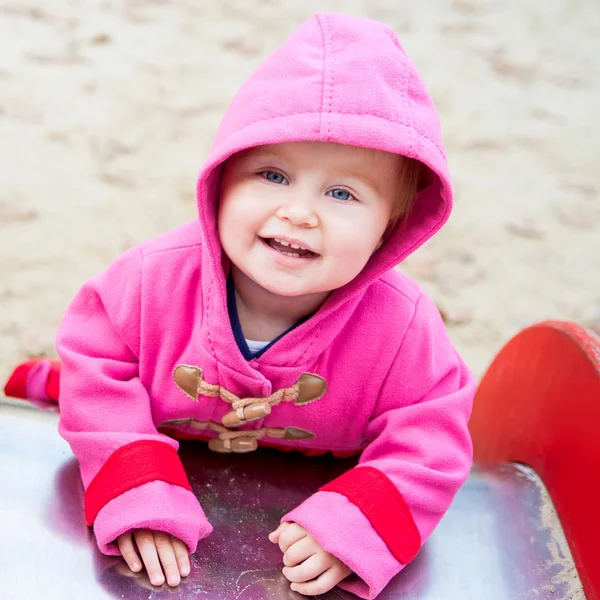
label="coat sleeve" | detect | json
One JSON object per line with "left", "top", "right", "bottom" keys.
{"left": 281, "top": 292, "right": 475, "bottom": 599}
{"left": 56, "top": 246, "right": 212, "bottom": 555}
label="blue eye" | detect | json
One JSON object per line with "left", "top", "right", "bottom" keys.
{"left": 328, "top": 188, "right": 353, "bottom": 201}
{"left": 262, "top": 171, "right": 288, "bottom": 185}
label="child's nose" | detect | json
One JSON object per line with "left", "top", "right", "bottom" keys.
{"left": 276, "top": 194, "right": 319, "bottom": 228}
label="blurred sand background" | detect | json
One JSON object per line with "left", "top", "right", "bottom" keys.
{"left": 1, "top": 0, "right": 599, "bottom": 384}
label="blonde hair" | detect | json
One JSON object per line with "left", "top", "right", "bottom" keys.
{"left": 389, "top": 156, "right": 424, "bottom": 228}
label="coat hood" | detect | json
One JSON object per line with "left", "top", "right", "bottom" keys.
{"left": 196, "top": 12, "right": 452, "bottom": 332}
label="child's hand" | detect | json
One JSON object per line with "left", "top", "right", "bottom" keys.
{"left": 269, "top": 523, "right": 352, "bottom": 596}
{"left": 117, "top": 530, "right": 190, "bottom": 587}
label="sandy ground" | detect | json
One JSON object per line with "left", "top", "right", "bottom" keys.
{"left": 1, "top": 0, "right": 599, "bottom": 385}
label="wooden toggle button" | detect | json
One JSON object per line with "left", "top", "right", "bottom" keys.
{"left": 208, "top": 437, "right": 258, "bottom": 453}
{"left": 222, "top": 402, "right": 271, "bottom": 427}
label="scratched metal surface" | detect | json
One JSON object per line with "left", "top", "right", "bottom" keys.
{"left": 0, "top": 397, "right": 584, "bottom": 599}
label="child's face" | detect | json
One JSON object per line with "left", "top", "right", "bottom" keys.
{"left": 218, "top": 141, "right": 400, "bottom": 298}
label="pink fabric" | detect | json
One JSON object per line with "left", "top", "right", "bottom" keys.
{"left": 284, "top": 491, "right": 401, "bottom": 599}
{"left": 94, "top": 481, "right": 212, "bottom": 555}
{"left": 26, "top": 359, "right": 51, "bottom": 400}
{"left": 57, "top": 13, "right": 475, "bottom": 599}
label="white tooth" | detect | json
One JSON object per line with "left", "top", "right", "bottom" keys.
{"left": 280, "top": 240, "right": 290, "bottom": 247}
{"left": 274, "top": 238, "right": 281, "bottom": 243}
{"left": 290, "top": 244, "right": 300, "bottom": 249}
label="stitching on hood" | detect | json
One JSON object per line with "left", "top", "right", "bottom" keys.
{"left": 318, "top": 12, "right": 334, "bottom": 141}
{"left": 205, "top": 275, "right": 217, "bottom": 358}
{"left": 405, "top": 50, "right": 414, "bottom": 156}
{"left": 327, "top": 14, "right": 335, "bottom": 141}
{"left": 316, "top": 14, "right": 327, "bottom": 132}
{"left": 212, "top": 112, "right": 446, "bottom": 162}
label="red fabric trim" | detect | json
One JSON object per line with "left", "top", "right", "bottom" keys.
{"left": 84, "top": 440, "right": 192, "bottom": 526}
{"left": 320, "top": 466, "right": 421, "bottom": 564}
{"left": 3, "top": 360, "right": 38, "bottom": 399}
{"left": 45, "top": 360, "right": 61, "bottom": 402}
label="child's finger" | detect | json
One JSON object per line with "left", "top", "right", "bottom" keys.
{"left": 171, "top": 536, "right": 191, "bottom": 577}
{"left": 282, "top": 553, "right": 327, "bottom": 583}
{"left": 283, "top": 536, "right": 317, "bottom": 567}
{"left": 289, "top": 565, "right": 349, "bottom": 596}
{"left": 134, "top": 530, "right": 165, "bottom": 587}
{"left": 153, "top": 531, "right": 181, "bottom": 587}
{"left": 277, "top": 523, "right": 308, "bottom": 553}
{"left": 268, "top": 523, "right": 287, "bottom": 543}
{"left": 117, "top": 532, "right": 142, "bottom": 572}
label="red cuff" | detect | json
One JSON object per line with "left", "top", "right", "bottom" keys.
{"left": 4, "top": 360, "right": 37, "bottom": 399}
{"left": 320, "top": 466, "right": 421, "bottom": 564}
{"left": 84, "top": 440, "right": 192, "bottom": 526}
{"left": 3, "top": 359, "right": 61, "bottom": 402}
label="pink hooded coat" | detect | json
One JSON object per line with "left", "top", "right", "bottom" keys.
{"left": 56, "top": 13, "right": 475, "bottom": 599}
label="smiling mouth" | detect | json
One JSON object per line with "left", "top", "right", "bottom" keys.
{"left": 261, "top": 237, "right": 319, "bottom": 259}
